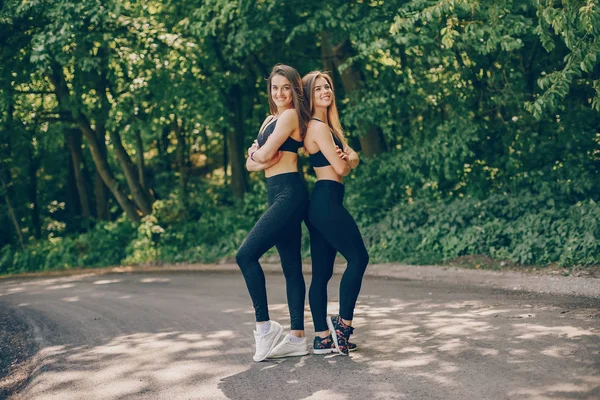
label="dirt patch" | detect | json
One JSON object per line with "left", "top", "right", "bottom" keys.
{"left": 0, "top": 305, "right": 38, "bottom": 399}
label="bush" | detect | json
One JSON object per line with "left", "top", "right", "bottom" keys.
{"left": 123, "top": 184, "right": 270, "bottom": 265}
{"left": 0, "top": 217, "right": 136, "bottom": 275}
{"left": 363, "top": 194, "right": 600, "bottom": 267}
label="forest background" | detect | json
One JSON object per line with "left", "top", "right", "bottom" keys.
{"left": 1, "top": 0, "right": 599, "bottom": 275}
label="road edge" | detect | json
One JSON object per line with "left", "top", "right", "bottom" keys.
{"left": 1, "top": 262, "right": 598, "bottom": 299}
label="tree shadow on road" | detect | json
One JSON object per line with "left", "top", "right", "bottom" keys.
{"left": 218, "top": 355, "right": 384, "bottom": 400}
{"left": 352, "top": 291, "right": 600, "bottom": 399}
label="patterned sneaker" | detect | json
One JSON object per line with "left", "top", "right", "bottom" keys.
{"left": 313, "top": 334, "right": 357, "bottom": 354}
{"left": 267, "top": 335, "right": 309, "bottom": 358}
{"left": 327, "top": 315, "right": 355, "bottom": 355}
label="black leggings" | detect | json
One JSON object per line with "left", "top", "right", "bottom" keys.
{"left": 308, "top": 180, "right": 369, "bottom": 332}
{"left": 236, "top": 172, "right": 308, "bottom": 331}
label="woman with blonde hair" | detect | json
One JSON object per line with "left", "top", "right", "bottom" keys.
{"left": 301, "top": 71, "right": 369, "bottom": 355}
{"left": 237, "top": 64, "right": 311, "bottom": 361}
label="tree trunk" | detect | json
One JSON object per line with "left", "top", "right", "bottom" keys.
{"left": 134, "top": 129, "right": 146, "bottom": 190}
{"left": 66, "top": 141, "right": 81, "bottom": 221}
{"left": 2, "top": 89, "right": 25, "bottom": 248}
{"left": 77, "top": 115, "right": 142, "bottom": 222}
{"left": 207, "top": 37, "right": 244, "bottom": 194}
{"left": 158, "top": 126, "right": 171, "bottom": 172}
{"left": 228, "top": 84, "right": 248, "bottom": 200}
{"left": 174, "top": 119, "right": 189, "bottom": 210}
{"left": 109, "top": 129, "right": 154, "bottom": 215}
{"left": 66, "top": 128, "right": 92, "bottom": 220}
{"left": 96, "top": 47, "right": 153, "bottom": 216}
{"left": 321, "top": 32, "right": 387, "bottom": 157}
{"left": 94, "top": 50, "right": 112, "bottom": 220}
{"left": 49, "top": 65, "right": 141, "bottom": 222}
{"left": 94, "top": 168, "right": 109, "bottom": 220}
{"left": 25, "top": 135, "right": 41, "bottom": 239}
{"left": 223, "top": 128, "right": 229, "bottom": 182}
{"left": 91, "top": 78, "right": 109, "bottom": 221}
{"left": 358, "top": 126, "right": 387, "bottom": 157}
{"left": 0, "top": 175, "right": 24, "bottom": 249}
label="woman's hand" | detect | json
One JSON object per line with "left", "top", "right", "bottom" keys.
{"left": 246, "top": 146, "right": 282, "bottom": 172}
{"left": 248, "top": 140, "right": 259, "bottom": 158}
{"left": 335, "top": 145, "right": 349, "bottom": 161}
{"left": 264, "top": 150, "right": 283, "bottom": 168}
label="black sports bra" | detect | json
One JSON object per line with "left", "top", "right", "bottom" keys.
{"left": 309, "top": 118, "right": 344, "bottom": 168}
{"left": 257, "top": 118, "right": 303, "bottom": 153}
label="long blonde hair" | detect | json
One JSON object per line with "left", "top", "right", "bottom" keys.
{"left": 301, "top": 71, "right": 346, "bottom": 147}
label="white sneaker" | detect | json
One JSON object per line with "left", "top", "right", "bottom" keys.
{"left": 253, "top": 321, "right": 283, "bottom": 362}
{"left": 267, "top": 335, "right": 309, "bottom": 358}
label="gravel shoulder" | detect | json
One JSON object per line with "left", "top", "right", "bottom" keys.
{"left": 0, "top": 304, "right": 39, "bottom": 399}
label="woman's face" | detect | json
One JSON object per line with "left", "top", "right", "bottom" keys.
{"left": 271, "top": 74, "right": 293, "bottom": 109}
{"left": 313, "top": 76, "right": 333, "bottom": 109}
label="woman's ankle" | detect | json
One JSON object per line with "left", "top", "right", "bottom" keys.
{"left": 315, "top": 330, "right": 330, "bottom": 338}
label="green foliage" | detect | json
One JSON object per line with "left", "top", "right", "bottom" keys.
{"left": 123, "top": 184, "right": 269, "bottom": 265}
{"left": 363, "top": 193, "right": 600, "bottom": 267}
{"left": 0, "top": 218, "right": 136, "bottom": 275}
{"left": 1, "top": 0, "right": 598, "bottom": 275}
{"left": 345, "top": 147, "right": 599, "bottom": 267}
{"left": 3, "top": 160, "right": 598, "bottom": 276}
{"left": 527, "top": 0, "right": 600, "bottom": 116}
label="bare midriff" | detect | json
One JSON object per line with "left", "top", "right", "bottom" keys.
{"left": 313, "top": 165, "right": 343, "bottom": 183}
{"left": 264, "top": 152, "right": 299, "bottom": 178}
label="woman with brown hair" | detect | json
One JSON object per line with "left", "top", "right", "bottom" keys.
{"left": 302, "top": 71, "right": 369, "bottom": 355}
{"left": 236, "top": 64, "right": 311, "bottom": 361}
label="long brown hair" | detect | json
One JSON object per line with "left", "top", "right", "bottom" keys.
{"left": 267, "top": 64, "right": 310, "bottom": 138}
{"left": 301, "top": 71, "right": 346, "bottom": 147}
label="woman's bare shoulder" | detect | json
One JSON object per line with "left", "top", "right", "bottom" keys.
{"left": 280, "top": 108, "right": 298, "bottom": 121}
{"left": 276, "top": 109, "right": 299, "bottom": 131}
{"left": 306, "top": 119, "right": 329, "bottom": 140}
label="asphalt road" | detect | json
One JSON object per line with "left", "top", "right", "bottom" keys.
{"left": 0, "top": 270, "right": 599, "bottom": 400}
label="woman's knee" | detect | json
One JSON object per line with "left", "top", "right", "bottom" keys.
{"left": 282, "top": 264, "right": 305, "bottom": 283}
{"left": 309, "top": 278, "right": 328, "bottom": 295}
{"left": 235, "top": 245, "right": 254, "bottom": 268}
{"left": 359, "top": 249, "right": 370, "bottom": 269}
{"left": 351, "top": 248, "right": 369, "bottom": 273}
{"left": 311, "top": 269, "right": 333, "bottom": 286}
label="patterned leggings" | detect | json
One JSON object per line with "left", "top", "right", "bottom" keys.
{"left": 236, "top": 172, "right": 309, "bottom": 330}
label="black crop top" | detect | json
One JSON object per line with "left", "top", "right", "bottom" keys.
{"left": 257, "top": 118, "right": 303, "bottom": 153}
{"left": 309, "top": 118, "right": 344, "bottom": 168}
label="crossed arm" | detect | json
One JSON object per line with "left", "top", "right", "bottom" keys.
{"left": 245, "top": 110, "right": 298, "bottom": 172}
{"left": 313, "top": 123, "right": 360, "bottom": 176}
{"left": 252, "top": 109, "right": 297, "bottom": 163}
{"left": 338, "top": 144, "right": 360, "bottom": 169}
{"left": 246, "top": 141, "right": 283, "bottom": 172}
